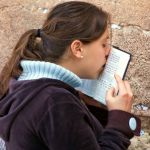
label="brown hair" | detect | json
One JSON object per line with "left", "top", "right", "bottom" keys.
{"left": 0, "top": 1, "right": 110, "bottom": 97}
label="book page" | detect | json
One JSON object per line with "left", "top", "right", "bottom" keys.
{"left": 77, "top": 47, "right": 131, "bottom": 105}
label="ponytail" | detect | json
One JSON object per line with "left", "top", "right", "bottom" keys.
{"left": 0, "top": 29, "right": 39, "bottom": 98}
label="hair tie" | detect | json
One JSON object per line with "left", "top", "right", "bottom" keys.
{"left": 36, "top": 29, "right": 41, "bottom": 37}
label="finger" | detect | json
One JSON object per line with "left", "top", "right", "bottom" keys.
{"left": 114, "top": 74, "right": 127, "bottom": 95}
{"left": 106, "top": 87, "right": 115, "bottom": 100}
{"left": 124, "top": 81, "right": 133, "bottom": 97}
{"left": 114, "top": 80, "right": 119, "bottom": 96}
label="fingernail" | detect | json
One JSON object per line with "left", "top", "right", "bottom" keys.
{"left": 114, "top": 74, "right": 120, "bottom": 80}
{"left": 114, "top": 73, "right": 118, "bottom": 78}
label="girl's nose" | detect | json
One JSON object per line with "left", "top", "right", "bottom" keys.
{"left": 105, "top": 44, "right": 111, "bottom": 57}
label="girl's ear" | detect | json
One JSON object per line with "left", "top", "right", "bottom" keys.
{"left": 70, "top": 40, "right": 84, "bottom": 58}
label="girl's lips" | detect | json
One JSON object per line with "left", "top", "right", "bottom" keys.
{"left": 102, "top": 64, "right": 106, "bottom": 68}
{"left": 102, "top": 63, "right": 106, "bottom": 68}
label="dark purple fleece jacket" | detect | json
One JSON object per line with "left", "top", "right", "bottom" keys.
{"left": 0, "top": 78, "right": 141, "bottom": 150}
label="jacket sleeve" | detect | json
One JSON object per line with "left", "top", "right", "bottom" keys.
{"left": 37, "top": 93, "right": 141, "bottom": 150}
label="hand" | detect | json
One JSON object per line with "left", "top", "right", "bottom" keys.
{"left": 106, "top": 74, "right": 133, "bottom": 113}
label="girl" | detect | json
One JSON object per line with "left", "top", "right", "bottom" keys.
{"left": 0, "top": 1, "right": 140, "bottom": 150}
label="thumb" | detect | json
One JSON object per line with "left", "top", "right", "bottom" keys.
{"left": 106, "top": 87, "right": 115, "bottom": 100}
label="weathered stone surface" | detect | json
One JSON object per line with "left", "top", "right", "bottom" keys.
{"left": 85, "top": 0, "right": 150, "bottom": 30}
{"left": 112, "top": 26, "right": 150, "bottom": 106}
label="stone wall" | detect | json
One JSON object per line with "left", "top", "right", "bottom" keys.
{"left": 0, "top": 0, "right": 150, "bottom": 110}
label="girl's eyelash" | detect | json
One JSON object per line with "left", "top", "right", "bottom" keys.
{"left": 102, "top": 42, "right": 111, "bottom": 48}
{"left": 102, "top": 44, "right": 106, "bottom": 47}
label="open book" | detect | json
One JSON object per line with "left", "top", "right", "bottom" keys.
{"left": 77, "top": 46, "right": 131, "bottom": 105}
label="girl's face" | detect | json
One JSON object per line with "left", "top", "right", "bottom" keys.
{"left": 81, "top": 28, "right": 111, "bottom": 79}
